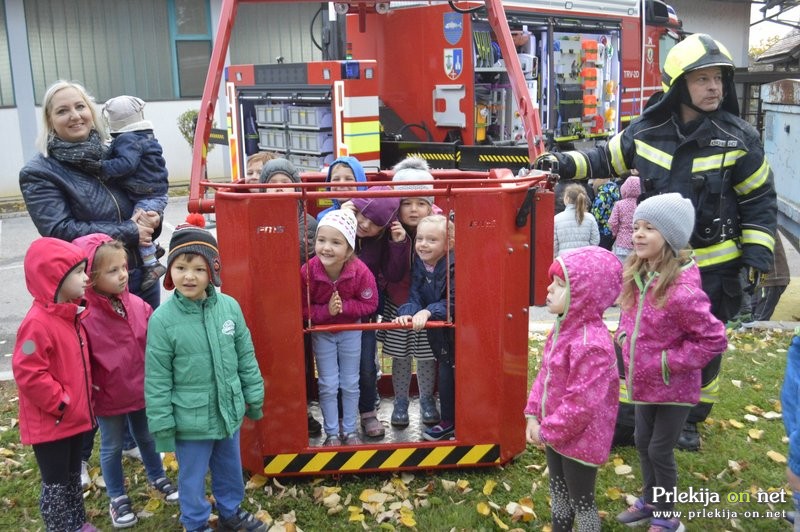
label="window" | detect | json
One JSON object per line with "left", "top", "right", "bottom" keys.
{"left": 26, "top": 0, "right": 173, "bottom": 103}
{"left": 169, "top": 0, "right": 212, "bottom": 98}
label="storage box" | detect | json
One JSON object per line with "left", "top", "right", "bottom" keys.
{"left": 288, "top": 130, "right": 334, "bottom": 153}
{"left": 258, "top": 127, "right": 287, "bottom": 151}
{"left": 287, "top": 106, "right": 332, "bottom": 128}
{"left": 289, "top": 153, "right": 335, "bottom": 171}
{"left": 255, "top": 104, "right": 285, "bottom": 125}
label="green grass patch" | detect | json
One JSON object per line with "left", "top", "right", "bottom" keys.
{"left": 0, "top": 328, "right": 794, "bottom": 530}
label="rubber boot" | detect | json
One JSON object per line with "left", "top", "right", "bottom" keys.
{"left": 419, "top": 395, "right": 441, "bottom": 426}
{"left": 67, "top": 472, "right": 87, "bottom": 531}
{"left": 391, "top": 397, "right": 410, "bottom": 428}
{"left": 40, "top": 482, "right": 72, "bottom": 532}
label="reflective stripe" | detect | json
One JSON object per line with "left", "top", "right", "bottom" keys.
{"left": 634, "top": 140, "right": 672, "bottom": 170}
{"left": 699, "top": 375, "right": 720, "bottom": 403}
{"left": 693, "top": 239, "right": 742, "bottom": 268}
{"left": 608, "top": 134, "right": 628, "bottom": 175}
{"left": 565, "top": 151, "right": 588, "bottom": 179}
{"left": 741, "top": 229, "right": 775, "bottom": 251}
{"left": 343, "top": 120, "right": 380, "bottom": 154}
{"left": 619, "top": 381, "right": 631, "bottom": 403}
{"left": 692, "top": 150, "right": 744, "bottom": 173}
{"left": 734, "top": 159, "right": 770, "bottom": 196}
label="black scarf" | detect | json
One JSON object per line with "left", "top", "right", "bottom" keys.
{"left": 47, "top": 129, "right": 106, "bottom": 175}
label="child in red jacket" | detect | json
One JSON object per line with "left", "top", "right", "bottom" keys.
{"left": 13, "top": 237, "right": 98, "bottom": 531}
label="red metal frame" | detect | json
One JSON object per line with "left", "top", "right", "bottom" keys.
{"left": 189, "top": 0, "right": 543, "bottom": 212}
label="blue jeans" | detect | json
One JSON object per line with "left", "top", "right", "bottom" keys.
{"left": 128, "top": 265, "right": 161, "bottom": 309}
{"left": 97, "top": 409, "right": 166, "bottom": 498}
{"left": 313, "top": 330, "right": 361, "bottom": 435}
{"left": 175, "top": 432, "right": 244, "bottom": 531}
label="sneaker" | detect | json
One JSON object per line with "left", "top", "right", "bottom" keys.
{"left": 343, "top": 432, "right": 362, "bottom": 445}
{"left": 322, "top": 434, "right": 342, "bottom": 447}
{"left": 647, "top": 517, "right": 685, "bottom": 532}
{"left": 391, "top": 398, "right": 410, "bottom": 427}
{"left": 675, "top": 422, "right": 701, "bottom": 452}
{"left": 151, "top": 476, "right": 179, "bottom": 503}
{"left": 217, "top": 507, "right": 267, "bottom": 532}
{"left": 121, "top": 446, "right": 142, "bottom": 462}
{"left": 140, "top": 262, "right": 167, "bottom": 292}
{"left": 615, "top": 497, "right": 655, "bottom": 526}
{"left": 307, "top": 413, "right": 322, "bottom": 437}
{"left": 108, "top": 494, "right": 137, "bottom": 528}
{"left": 361, "top": 412, "right": 385, "bottom": 438}
{"left": 422, "top": 421, "right": 455, "bottom": 441}
{"left": 80, "top": 461, "right": 90, "bottom": 490}
{"left": 420, "top": 395, "right": 441, "bottom": 425}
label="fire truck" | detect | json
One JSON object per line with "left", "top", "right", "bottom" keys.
{"left": 348, "top": 0, "right": 682, "bottom": 169}
{"left": 211, "top": 0, "right": 681, "bottom": 177}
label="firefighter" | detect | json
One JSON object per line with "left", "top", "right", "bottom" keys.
{"left": 536, "top": 33, "right": 777, "bottom": 452}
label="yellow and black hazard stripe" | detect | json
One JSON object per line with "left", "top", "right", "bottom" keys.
{"left": 408, "top": 152, "right": 460, "bottom": 163}
{"left": 477, "top": 154, "right": 530, "bottom": 165}
{"left": 263, "top": 443, "right": 500, "bottom": 476}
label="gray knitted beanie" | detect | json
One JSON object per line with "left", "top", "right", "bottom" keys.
{"left": 259, "top": 158, "right": 300, "bottom": 184}
{"left": 633, "top": 193, "right": 695, "bottom": 253}
{"left": 103, "top": 96, "right": 146, "bottom": 133}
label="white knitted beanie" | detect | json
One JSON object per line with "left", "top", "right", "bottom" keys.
{"left": 317, "top": 209, "right": 357, "bottom": 250}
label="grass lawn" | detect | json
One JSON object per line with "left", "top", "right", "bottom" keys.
{"left": 0, "top": 328, "right": 794, "bottom": 531}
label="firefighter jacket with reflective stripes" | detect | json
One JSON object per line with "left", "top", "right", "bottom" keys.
{"left": 551, "top": 109, "right": 777, "bottom": 273}
{"left": 616, "top": 261, "right": 728, "bottom": 405}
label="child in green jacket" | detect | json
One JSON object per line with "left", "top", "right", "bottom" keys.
{"left": 145, "top": 224, "right": 265, "bottom": 532}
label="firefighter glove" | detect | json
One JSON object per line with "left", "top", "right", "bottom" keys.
{"left": 744, "top": 266, "right": 762, "bottom": 295}
{"left": 534, "top": 152, "right": 560, "bottom": 173}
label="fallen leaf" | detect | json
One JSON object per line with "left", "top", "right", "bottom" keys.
{"left": 767, "top": 450, "right": 787, "bottom": 463}
{"left": 440, "top": 479, "right": 456, "bottom": 492}
{"left": 476, "top": 501, "right": 491, "bottom": 516}
{"left": 606, "top": 487, "right": 622, "bottom": 500}
{"left": 748, "top": 429, "right": 764, "bottom": 440}
{"left": 744, "top": 414, "right": 760, "bottom": 423}
{"left": 731, "top": 380, "right": 742, "bottom": 388}
{"left": 245, "top": 474, "right": 268, "bottom": 490}
{"left": 745, "top": 405, "right": 765, "bottom": 415}
{"left": 692, "top": 472, "right": 709, "bottom": 481}
{"left": 483, "top": 479, "right": 497, "bottom": 496}
{"left": 729, "top": 419, "right": 744, "bottom": 429}
{"left": 492, "top": 512, "right": 510, "bottom": 530}
{"left": 614, "top": 465, "right": 632, "bottom": 475}
{"left": 763, "top": 411, "right": 782, "bottom": 420}
{"left": 143, "top": 498, "right": 162, "bottom": 512}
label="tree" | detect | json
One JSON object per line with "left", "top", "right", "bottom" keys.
{"left": 177, "top": 109, "right": 215, "bottom": 153}
{"left": 749, "top": 34, "right": 783, "bottom": 62}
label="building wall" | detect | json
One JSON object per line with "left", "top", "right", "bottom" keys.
{"left": 670, "top": 0, "right": 751, "bottom": 67}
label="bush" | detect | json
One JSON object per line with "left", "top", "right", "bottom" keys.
{"left": 177, "top": 108, "right": 215, "bottom": 152}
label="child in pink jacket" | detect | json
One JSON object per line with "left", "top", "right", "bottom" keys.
{"left": 525, "top": 246, "right": 622, "bottom": 532}
{"left": 609, "top": 174, "right": 640, "bottom": 263}
{"left": 614, "top": 194, "right": 727, "bottom": 532}
{"left": 301, "top": 209, "right": 378, "bottom": 446}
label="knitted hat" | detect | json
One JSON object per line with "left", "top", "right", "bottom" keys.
{"left": 317, "top": 209, "right": 357, "bottom": 250}
{"left": 351, "top": 186, "right": 400, "bottom": 229}
{"left": 164, "top": 224, "right": 221, "bottom": 290}
{"left": 103, "top": 95, "right": 146, "bottom": 133}
{"left": 259, "top": 158, "right": 300, "bottom": 184}
{"left": 392, "top": 157, "right": 434, "bottom": 205}
{"left": 548, "top": 259, "right": 564, "bottom": 281}
{"left": 633, "top": 193, "right": 695, "bottom": 253}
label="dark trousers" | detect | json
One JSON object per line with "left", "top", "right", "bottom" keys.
{"left": 688, "top": 267, "right": 741, "bottom": 424}
{"left": 752, "top": 285, "right": 787, "bottom": 321}
{"left": 635, "top": 404, "right": 691, "bottom": 511}
{"left": 358, "top": 329, "right": 378, "bottom": 414}
{"left": 436, "top": 346, "right": 455, "bottom": 424}
{"left": 545, "top": 446, "right": 600, "bottom": 532}
{"left": 34, "top": 432, "right": 85, "bottom": 484}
